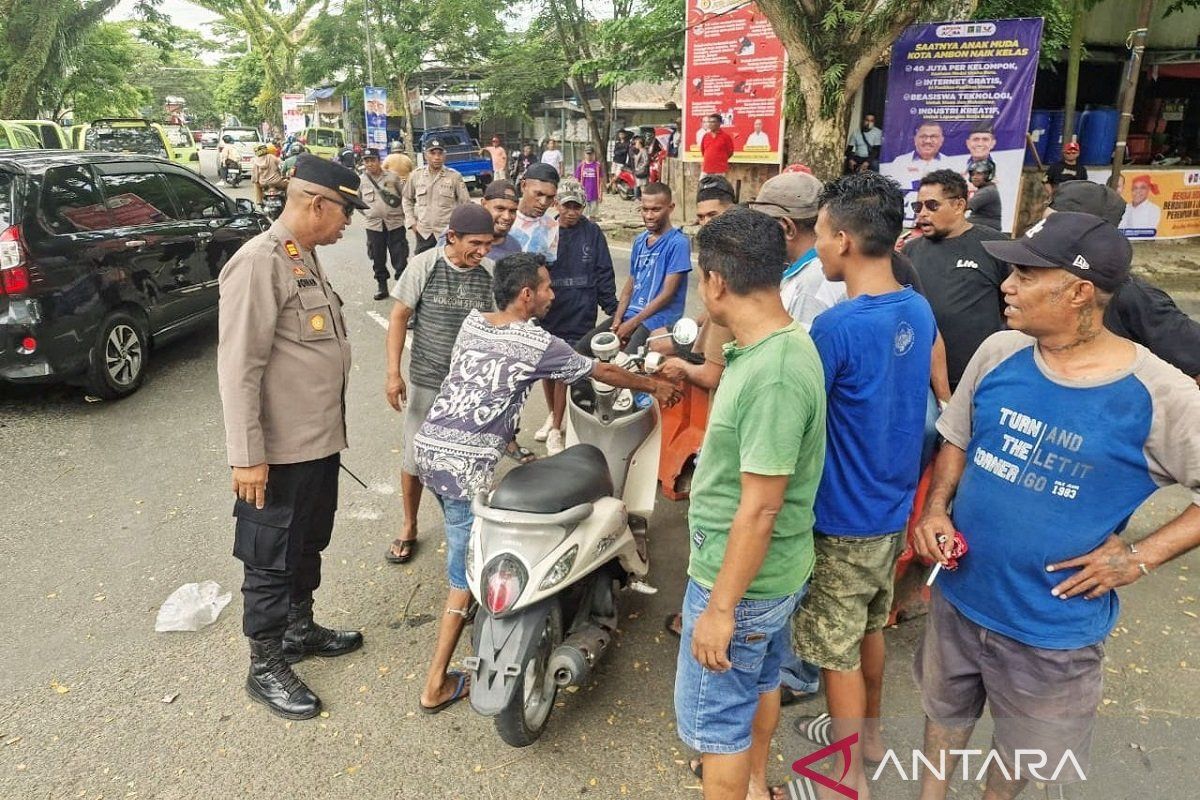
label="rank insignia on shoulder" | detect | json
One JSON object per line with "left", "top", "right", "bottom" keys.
{"left": 284, "top": 241, "right": 302, "bottom": 261}
{"left": 292, "top": 266, "right": 306, "bottom": 277}
{"left": 310, "top": 313, "right": 326, "bottom": 332}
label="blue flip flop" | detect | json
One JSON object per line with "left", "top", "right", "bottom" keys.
{"left": 419, "top": 670, "right": 469, "bottom": 715}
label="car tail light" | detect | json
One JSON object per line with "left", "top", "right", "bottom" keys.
{"left": 18, "top": 336, "right": 36, "bottom": 354}
{"left": 482, "top": 555, "right": 527, "bottom": 615}
{"left": 0, "top": 225, "right": 30, "bottom": 296}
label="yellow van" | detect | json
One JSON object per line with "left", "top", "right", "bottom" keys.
{"left": 8, "top": 119, "right": 69, "bottom": 148}
{"left": 301, "top": 127, "right": 344, "bottom": 159}
{"left": 77, "top": 118, "right": 175, "bottom": 160}
{"left": 163, "top": 123, "right": 200, "bottom": 169}
{"left": 0, "top": 121, "right": 43, "bottom": 150}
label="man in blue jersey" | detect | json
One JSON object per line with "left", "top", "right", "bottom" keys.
{"left": 790, "top": 172, "right": 937, "bottom": 800}
{"left": 612, "top": 182, "right": 691, "bottom": 353}
{"left": 913, "top": 211, "right": 1200, "bottom": 800}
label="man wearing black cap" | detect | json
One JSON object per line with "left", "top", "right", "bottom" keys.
{"left": 217, "top": 154, "right": 369, "bottom": 720}
{"left": 360, "top": 148, "right": 408, "bottom": 300}
{"left": 1048, "top": 181, "right": 1200, "bottom": 384}
{"left": 913, "top": 211, "right": 1200, "bottom": 800}
{"left": 402, "top": 138, "right": 470, "bottom": 255}
{"left": 382, "top": 203, "right": 497, "bottom": 566}
{"left": 510, "top": 162, "right": 560, "bottom": 264}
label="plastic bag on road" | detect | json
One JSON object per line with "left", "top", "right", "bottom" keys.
{"left": 155, "top": 581, "right": 232, "bottom": 632}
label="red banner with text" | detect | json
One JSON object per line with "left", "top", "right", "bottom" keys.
{"left": 681, "top": 0, "right": 786, "bottom": 165}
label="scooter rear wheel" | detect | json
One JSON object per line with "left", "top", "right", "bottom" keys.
{"left": 494, "top": 602, "right": 562, "bottom": 747}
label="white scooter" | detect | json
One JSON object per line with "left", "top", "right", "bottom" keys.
{"left": 463, "top": 319, "right": 698, "bottom": 747}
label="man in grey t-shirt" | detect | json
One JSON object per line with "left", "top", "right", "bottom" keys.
{"left": 383, "top": 204, "right": 497, "bottom": 564}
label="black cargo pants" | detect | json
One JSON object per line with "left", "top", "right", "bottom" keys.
{"left": 233, "top": 453, "right": 340, "bottom": 639}
{"left": 366, "top": 224, "right": 409, "bottom": 282}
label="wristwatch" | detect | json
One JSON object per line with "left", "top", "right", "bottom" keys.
{"left": 1127, "top": 542, "right": 1151, "bottom": 576}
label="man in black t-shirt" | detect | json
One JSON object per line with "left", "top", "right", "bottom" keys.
{"left": 1044, "top": 141, "right": 1088, "bottom": 193}
{"left": 903, "top": 169, "right": 1009, "bottom": 388}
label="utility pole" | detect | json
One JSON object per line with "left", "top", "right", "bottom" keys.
{"left": 1062, "top": 0, "right": 1085, "bottom": 143}
{"left": 1109, "top": 0, "right": 1154, "bottom": 189}
{"left": 363, "top": 0, "right": 376, "bottom": 87}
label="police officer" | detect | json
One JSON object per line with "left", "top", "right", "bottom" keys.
{"left": 359, "top": 147, "right": 408, "bottom": 300}
{"left": 402, "top": 138, "right": 470, "bottom": 255}
{"left": 217, "top": 154, "right": 368, "bottom": 720}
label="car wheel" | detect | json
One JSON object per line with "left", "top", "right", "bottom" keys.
{"left": 86, "top": 310, "right": 149, "bottom": 399}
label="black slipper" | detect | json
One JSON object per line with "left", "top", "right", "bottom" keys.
{"left": 664, "top": 613, "right": 682, "bottom": 638}
{"left": 385, "top": 537, "right": 417, "bottom": 564}
{"left": 419, "top": 671, "right": 469, "bottom": 715}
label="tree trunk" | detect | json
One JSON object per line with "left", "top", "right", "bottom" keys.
{"left": 785, "top": 104, "right": 851, "bottom": 180}
{"left": 1062, "top": 0, "right": 1085, "bottom": 143}
{"left": 398, "top": 73, "right": 416, "bottom": 158}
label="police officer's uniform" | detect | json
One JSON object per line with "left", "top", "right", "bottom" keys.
{"left": 359, "top": 152, "right": 409, "bottom": 297}
{"left": 217, "top": 154, "right": 368, "bottom": 719}
{"left": 401, "top": 139, "right": 470, "bottom": 255}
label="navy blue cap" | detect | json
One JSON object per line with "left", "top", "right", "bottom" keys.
{"left": 983, "top": 212, "right": 1131, "bottom": 291}
{"left": 293, "top": 154, "right": 369, "bottom": 209}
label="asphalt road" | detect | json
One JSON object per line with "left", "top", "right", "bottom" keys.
{"left": 1, "top": 151, "right": 1197, "bottom": 799}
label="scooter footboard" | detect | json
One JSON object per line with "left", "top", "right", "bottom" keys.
{"left": 464, "top": 600, "right": 555, "bottom": 716}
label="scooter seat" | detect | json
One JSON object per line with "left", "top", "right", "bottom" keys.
{"left": 488, "top": 444, "right": 614, "bottom": 514}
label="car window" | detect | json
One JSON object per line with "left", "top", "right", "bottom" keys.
{"left": 224, "top": 129, "right": 260, "bottom": 143}
{"left": 98, "top": 171, "right": 180, "bottom": 226}
{"left": 12, "top": 126, "right": 40, "bottom": 149}
{"left": 162, "top": 172, "right": 228, "bottom": 220}
{"left": 86, "top": 126, "right": 167, "bottom": 157}
{"left": 164, "top": 126, "right": 192, "bottom": 149}
{"left": 430, "top": 134, "right": 463, "bottom": 147}
{"left": 40, "top": 165, "right": 115, "bottom": 233}
{"left": 311, "top": 130, "right": 342, "bottom": 147}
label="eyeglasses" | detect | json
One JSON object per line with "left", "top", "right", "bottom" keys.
{"left": 304, "top": 190, "right": 353, "bottom": 219}
{"left": 910, "top": 199, "right": 953, "bottom": 214}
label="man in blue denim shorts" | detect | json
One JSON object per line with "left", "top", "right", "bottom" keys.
{"left": 414, "top": 253, "right": 679, "bottom": 715}
{"left": 674, "top": 207, "right": 827, "bottom": 799}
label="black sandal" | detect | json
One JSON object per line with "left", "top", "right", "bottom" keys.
{"left": 664, "top": 613, "right": 682, "bottom": 638}
{"left": 385, "top": 537, "right": 417, "bottom": 564}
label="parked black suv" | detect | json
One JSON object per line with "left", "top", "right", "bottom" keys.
{"left": 0, "top": 151, "right": 267, "bottom": 398}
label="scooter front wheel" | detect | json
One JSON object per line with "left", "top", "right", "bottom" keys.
{"left": 494, "top": 602, "right": 562, "bottom": 747}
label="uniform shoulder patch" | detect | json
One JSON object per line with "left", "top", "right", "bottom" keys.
{"left": 284, "top": 241, "right": 303, "bottom": 261}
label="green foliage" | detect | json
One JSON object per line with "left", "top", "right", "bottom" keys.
{"left": 578, "top": 0, "right": 685, "bottom": 89}
{"left": 52, "top": 22, "right": 153, "bottom": 121}
{"left": 214, "top": 49, "right": 267, "bottom": 126}
{"left": 973, "top": 0, "right": 1075, "bottom": 66}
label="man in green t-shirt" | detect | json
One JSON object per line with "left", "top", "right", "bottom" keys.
{"left": 674, "top": 207, "right": 826, "bottom": 799}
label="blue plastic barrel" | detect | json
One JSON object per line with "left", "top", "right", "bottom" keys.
{"left": 1079, "top": 107, "right": 1119, "bottom": 165}
{"left": 1027, "top": 110, "right": 1051, "bottom": 165}
{"left": 1045, "top": 110, "right": 1065, "bottom": 160}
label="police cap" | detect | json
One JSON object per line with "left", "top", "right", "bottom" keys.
{"left": 293, "top": 153, "right": 369, "bottom": 209}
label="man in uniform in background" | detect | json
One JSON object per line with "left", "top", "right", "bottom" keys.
{"left": 359, "top": 148, "right": 408, "bottom": 300}
{"left": 402, "top": 138, "right": 470, "bottom": 255}
{"left": 217, "top": 154, "right": 368, "bottom": 720}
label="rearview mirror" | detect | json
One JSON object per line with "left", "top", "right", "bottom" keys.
{"left": 672, "top": 318, "right": 699, "bottom": 346}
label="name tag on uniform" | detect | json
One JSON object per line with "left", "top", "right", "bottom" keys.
{"left": 296, "top": 277, "right": 318, "bottom": 289}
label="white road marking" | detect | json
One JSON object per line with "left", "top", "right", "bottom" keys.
{"left": 367, "top": 310, "right": 390, "bottom": 330}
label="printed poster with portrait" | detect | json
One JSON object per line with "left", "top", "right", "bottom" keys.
{"left": 880, "top": 18, "right": 1043, "bottom": 233}
{"left": 681, "top": 0, "right": 786, "bottom": 165}
{"left": 363, "top": 86, "right": 388, "bottom": 149}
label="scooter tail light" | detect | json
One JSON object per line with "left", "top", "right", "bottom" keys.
{"left": 482, "top": 554, "right": 527, "bottom": 616}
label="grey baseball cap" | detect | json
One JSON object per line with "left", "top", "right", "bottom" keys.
{"left": 747, "top": 172, "right": 823, "bottom": 220}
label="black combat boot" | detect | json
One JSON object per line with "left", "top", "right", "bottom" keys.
{"left": 281, "top": 598, "right": 363, "bottom": 663}
{"left": 246, "top": 638, "right": 321, "bottom": 720}
{"left": 373, "top": 279, "right": 388, "bottom": 301}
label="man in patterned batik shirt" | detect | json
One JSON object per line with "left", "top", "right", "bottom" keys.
{"left": 411, "top": 253, "right": 680, "bottom": 714}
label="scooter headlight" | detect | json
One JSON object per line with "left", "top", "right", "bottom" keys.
{"left": 482, "top": 554, "right": 527, "bottom": 616}
{"left": 538, "top": 546, "right": 578, "bottom": 591}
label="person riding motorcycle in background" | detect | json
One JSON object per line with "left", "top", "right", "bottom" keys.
{"left": 250, "top": 143, "right": 286, "bottom": 204}
{"left": 217, "top": 134, "right": 240, "bottom": 185}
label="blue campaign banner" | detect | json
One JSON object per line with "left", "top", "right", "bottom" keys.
{"left": 879, "top": 18, "right": 1043, "bottom": 233}
{"left": 364, "top": 86, "right": 388, "bottom": 148}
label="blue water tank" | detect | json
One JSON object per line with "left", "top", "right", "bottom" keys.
{"left": 1027, "top": 110, "right": 1051, "bottom": 165}
{"left": 1044, "top": 110, "right": 1065, "bottom": 160}
{"left": 1078, "top": 107, "right": 1120, "bottom": 165}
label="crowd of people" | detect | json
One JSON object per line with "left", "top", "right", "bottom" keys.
{"left": 214, "top": 119, "right": 1200, "bottom": 799}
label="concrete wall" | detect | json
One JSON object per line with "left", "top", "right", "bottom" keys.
{"left": 1084, "top": 0, "right": 1200, "bottom": 48}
